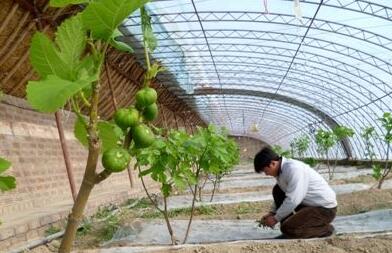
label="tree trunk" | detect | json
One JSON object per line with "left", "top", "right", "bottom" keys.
{"left": 183, "top": 168, "right": 200, "bottom": 244}
{"left": 163, "top": 196, "right": 177, "bottom": 245}
{"left": 378, "top": 143, "right": 390, "bottom": 189}
{"left": 210, "top": 177, "right": 218, "bottom": 202}
{"left": 58, "top": 177, "right": 95, "bottom": 252}
{"left": 59, "top": 80, "right": 101, "bottom": 253}
{"left": 333, "top": 148, "right": 339, "bottom": 179}
{"left": 326, "top": 152, "right": 332, "bottom": 180}
{"left": 137, "top": 165, "right": 177, "bottom": 244}
{"left": 59, "top": 132, "right": 100, "bottom": 252}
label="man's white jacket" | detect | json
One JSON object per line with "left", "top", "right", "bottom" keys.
{"left": 273, "top": 158, "right": 338, "bottom": 222}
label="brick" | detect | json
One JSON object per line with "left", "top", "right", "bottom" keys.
{"left": 28, "top": 219, "right": 41, "bottom": 230}
{"left": 14, "top": 224, "right": 29, "bottom": 235}
{"left": 11, "top": 122, "right": 29, "bottom": 137}
{"left": 0, "top": 121, "right": 13, "bottom": 135}
{"left": 0, "top": 238, "right": 11, "bottom": 250}
{"left": 10, "top": 233, "right": 27, "bottom": 248}
{"left": 25, "top": 229, "right": 39, "bottom": 241}
{"left": 39, "top": 216, "right": 54, "bottom": 226}
{"left": 0, "top": 227, "right": 15, "bottom": 241}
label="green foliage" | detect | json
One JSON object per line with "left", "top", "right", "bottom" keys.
{"left": 361, "top": 126, "right": 377, "bottom": 161}
{"left": 98, "top": 122, "right": 124, "bottom": 152}
{"left": 236, "top": 203, "right": 253, "bottom": 215}
{"left": 27, "top": 76, "right": 93, "bottom": 113}
{"left": 98, "top": 215, "right": 120, "bottom": 241}
{"left": 126, "top": 197, "right": 153, "bottom": 209}
{"left": 94, "top": 206, "right": 115, "bottom": 219}
{"left": 315, "top": 129, "right": 335, "bottom": 156}
{"left": 49, "top": 0, "right": 87, "bottom": 7}
{"left": 0, "top": 158, "right": 16, "bottom": 192}
{"left": 141, "top": 205, "right": 218, "bottom": 219}
{"left": 29, "top": 32, "right": 72, "bottom": 80}
{"left": 135, "top": 129, "right": 194, "bottom": 197}
{"left": 29, "top": 15, "right": 87, "bottom": 81}
{"left": 0, "top": 158, "right": 11, "bottom": 174}
{"left": 271, "top": 145, "right": 291, "bottom": 158}
{"left": 82, "top": 0, "right": 149, "bottom": 41}
{"left": 135, "top": 125, "right": 239, "bottom": 201}
{"left": 333, "top": 126, "right": 354, "bottom": 141}
{"left": 74, "top": 117, "right": 123, "bottom": 153}
{"left": 45, "top": 225, "right": 62, "bottom": 236}
{"left": 55, "top": 15, "right": 88, "bottom": 76}
{"left": 27, "top": 0, "right": 152, "bottom": 250}
{"left": 290, "top": 135, "right": 310, "bottom": 158}
{"left": 146, "top": 62, "right": 165, "bottom": 81}
{"left": 195, "top": 205, "right": 218, "bottom": 216}
{"left": 195, "top": 126, "right": 239, "bottom": 174}
{"left": 77, "top": 218, "right": 92, "bottom": 236}
{"left": 303, "top": 157, "right": 318, "bottom": 167}
{"left": 380, "top": 112, "right": 392, "bottom": 144}
{"left": 375, "top": 112, "right": 392, "bottom": 188}
{"left": 372, "top": 164, "right": 382, "bottom": 180}
{"left": 141, "top": 6, "right": 157, "bottom": 52}
{"left": 74, "top": 115, "right": 89, "bottom": 146}
{"left": 109, "top": 29, "right": 134, "bottom": 53}
{"left": 27, "top": 14, "right": 100, "bottom": 113}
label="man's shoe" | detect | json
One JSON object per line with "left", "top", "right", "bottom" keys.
{"left": 320, "top": 225, "right": 336, "bottom": 238}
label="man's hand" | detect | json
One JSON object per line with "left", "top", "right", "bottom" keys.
{"left": 264, "top": 215, "right": 278, "bottom": 228}
{"left": 257, "top": 212, "right": 277, "bottom": 228}
{"left": 262, "top": 212, "right": 274, "bottom": 220}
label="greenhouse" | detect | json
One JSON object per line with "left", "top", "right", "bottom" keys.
{"left": 0, "top": 0, "right": 392, "bottom": 252}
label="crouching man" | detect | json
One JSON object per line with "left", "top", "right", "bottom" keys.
{"left": 254, "top": 147, "right": 337, "bottom": 239}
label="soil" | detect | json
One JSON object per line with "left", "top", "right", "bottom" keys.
{"left": 143, "top": 234, "right": 392, "bottom": 253}
{"left": 29, "top": 234, "right": 392, "bottom": 253}
{"left": 28, "top": 172, "right": 392, "bottom": 252}
{"left": 48, "top": 188, "right": 392, "bottom": 251}
{"left": 134, "top": 188, "right": 392, "bottom": 220}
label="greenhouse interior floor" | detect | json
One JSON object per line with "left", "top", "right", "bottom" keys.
{"left": 68, "top": 164, "right": 392, "bottom": 253}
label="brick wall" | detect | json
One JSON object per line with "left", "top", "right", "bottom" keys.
{"left": 231, "top": 136, "right": 267, "bottom": 161}
{"left": 0, "top": 95, "right": 160, "bottom": 249}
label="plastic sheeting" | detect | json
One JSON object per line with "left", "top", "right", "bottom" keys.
{"left": 108, "top": 209, "right": 392, "bottom": 246}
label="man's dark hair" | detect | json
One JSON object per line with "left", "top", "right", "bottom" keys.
{"left": 254, "top": 146, "right": 281, "bottom": 173}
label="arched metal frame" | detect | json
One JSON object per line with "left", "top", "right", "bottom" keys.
{"left": 122, "top": 0, "right": 392, "bottom": 159}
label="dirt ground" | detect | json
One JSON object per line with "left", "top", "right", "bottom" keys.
{"left": 29, "top": 234, "right": 392, "bottom": 253}
{"left": 146, "top": 234, "right": 392, "bottom": 253}
{"left": 28, "top": 187, "right": 392, "bottom": 252}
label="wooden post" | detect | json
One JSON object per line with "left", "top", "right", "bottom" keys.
{"left": 55, "top": 111, "right": 77, "bottom": 202}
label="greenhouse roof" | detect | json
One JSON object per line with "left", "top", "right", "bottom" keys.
{"left": 121, "top": 0, "right": 392, "bottom": 158}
